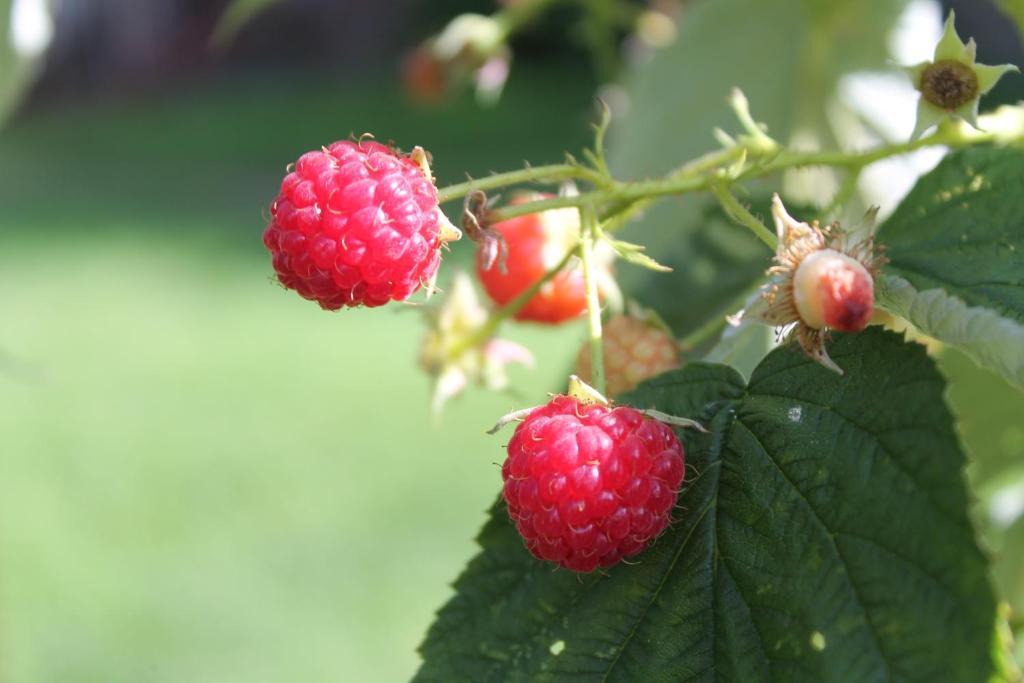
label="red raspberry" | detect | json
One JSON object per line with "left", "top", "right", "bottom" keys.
{"left": 476, "top": 195, "right": 589, "bottom": 324}
{"left": 263, "top": 140, "right": 452, "bottom": 310}
{"left": 501, "top": 396, "right": 685, "bottom": 572}
{"left": 575, "top": 315, "right": 680, "bottom": 398}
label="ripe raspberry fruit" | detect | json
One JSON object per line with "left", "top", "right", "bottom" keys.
{"left": 501, "top": 395, "right": 685, "bottom": 573}
{"left": 575, "top": 314, "right": 680, "bottom": 398}
{"left": 263, "top": 140, "right": 459, "bottom": 310}
{"left": 476, "top": 195, "right": 603, "bottom": 324}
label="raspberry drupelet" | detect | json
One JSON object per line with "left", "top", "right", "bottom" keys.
{"left": 263, "top": 140, "right": 459, "bottom": 310}
{"left": 501, "top": 395, "right": 685, "bottom": 573}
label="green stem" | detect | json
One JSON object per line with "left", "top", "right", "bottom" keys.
{"left": 749, "top": 121, "right": 965, "bottom": 175}
{"left": 677, "top": 313, "right": 729, "bottom": 351}
{"left": 487, "top": 166, "right": 729, "bottom": 222}
{"left": 578, "top": 205, "right": 605, "bottom": 395}
{"left": 436, "top": 164, "right": 603, "bottom": 204}
{"left": 677, "top": 284, "right": 761, "bottom": 351}
{"left": 709, "top": 185, "right": 777, "bottom": 250}
{"left": 485, "top": 123, "right": 981, "bottom": 228}
{"left": 449, "top": 248, "right": 577, "bottom": 358}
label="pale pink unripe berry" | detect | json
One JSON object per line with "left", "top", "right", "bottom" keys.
{"left": 575, "top": 315, "right": 680, "bottom": 398}
{"left": 792, "top": 249, "right": 874, "bottom": 332}
{"left": 736, "top": 195, "right": 886, "bottom": 374}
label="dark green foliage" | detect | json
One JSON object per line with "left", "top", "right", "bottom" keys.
{"left": 417, "top": 329, "right": 1000, "bottom": 682}
{"left": 880, "top": 147, "right": 1024, "bottom": 324}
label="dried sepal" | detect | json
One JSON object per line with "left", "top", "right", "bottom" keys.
{"left": 462, "top": 189, "right": 508, "bottom": 273}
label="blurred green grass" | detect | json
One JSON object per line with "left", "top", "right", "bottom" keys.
{"left": 0, "top": 70, "right": 593, "bottom": 682}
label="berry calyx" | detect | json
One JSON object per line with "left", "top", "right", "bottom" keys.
{"left": 575, "top": 314, "right": 680, "bottom": 397}
{"left": 501, "top": 394, "right": 685, "bottom": 573}
{"left": 792, "top": 248, "right": 874, "bottom": 333}
{"left": 919, "top": 59, "right": 978, "bottom": 110}
{"left": 904, "top": 11, "right": 1019, "bottom": 139}
{"left": 263, "top": 140, "right": 460, "bottom": 310}
{"left": 733, "top": 194, "right": 884, "bottom": 374}
{"left": 476, "top": 194, "right": 607, "bottom": 324}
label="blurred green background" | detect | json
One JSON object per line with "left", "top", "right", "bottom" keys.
{"left": 0, "top": 38, "right": 595, "bottom": 683}
{"left": 2, "top": 0, "right": 1024, "bottom": 680}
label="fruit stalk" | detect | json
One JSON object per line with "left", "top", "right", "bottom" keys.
{"left": 709, "top": 185, "right": 777, "bottom": 249}
{"left": 578, "top": 205, "right": 606, "bottom": 396}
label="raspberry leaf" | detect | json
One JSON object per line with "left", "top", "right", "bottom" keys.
{"left": 416, "top": 329, "right": 1005, "bottom": 681}
{"left": 877, "top": 147, "right": 1024, "bottom": 389}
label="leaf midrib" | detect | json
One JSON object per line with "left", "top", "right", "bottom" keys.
{"left": 598, "top": 405, "right": 733, "bottom": 683}
{"left": 733, "top": 416, "right": 894, "bottom": 681}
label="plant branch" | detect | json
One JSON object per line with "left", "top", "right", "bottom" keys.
{"left": 709, "top": 185, "right": 777, "bottom": 250}
{"left": 677, "top": 284, "right": 762, "bottom": 351}
{"left": 677, "top": 310, "right": 732, "bottom": 352}
{"left": 482, "top": 120, "right": 998, "bottom": 230}
{"left": 437, "top": 163, "right": 605, "bottom": 204}
{"left": 578, "top": 205, "right": 606, "bottom": 395}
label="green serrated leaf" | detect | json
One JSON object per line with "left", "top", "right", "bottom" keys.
{"left": 416, "top": 329, "right": 1001, "bottom": 681}
{"left": 605, "top": 238, "right": 642, "bottom": 252}
{"left": 608, "top": 239, "right": 673, "bottom": 272}
{"left": 878, "top": 275, "right": 1024, "bottom": 390}
{"left": 877, "top": 147, "right": 1024, "bottom": 389}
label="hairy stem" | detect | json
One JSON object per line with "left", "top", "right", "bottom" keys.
{"left": 710, "top": 185, "right": 777, "bottom": 250}
{"left": 436, "top": 164, "right": 605, "bottom": 204}
{"left": 475, "top": 122, "right": 988, "bottom": 229}
{"left": 578, "top": 205, "right": 606, "bottom": 395}
{"left": 677, "top": 311, "right": 731, "bottom": 351}
{"left": 677, "top": 284, "right": 762, "bottom": 351}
